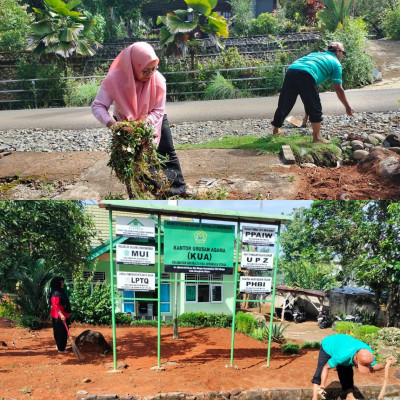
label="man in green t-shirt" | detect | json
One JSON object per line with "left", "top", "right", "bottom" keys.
{"left": 271, "top": 42, "right": 354, "bottom": 143}
{"left": 312, "top": 334, "right": 396, "bottom": 400}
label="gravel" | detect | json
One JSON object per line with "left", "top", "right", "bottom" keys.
{"left": 0, "top": 111, "right": 399, "bottom": 153}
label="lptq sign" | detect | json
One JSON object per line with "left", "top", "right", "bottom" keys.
{"left": 117, "top": 272, "right": 155, "bottom": 292}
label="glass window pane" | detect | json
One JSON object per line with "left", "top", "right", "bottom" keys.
{"left": 198, "top": 285, "right": 210, "bottom": 302}
{"left": 186, "top": 285, "right": 196, "bottom": 301}
{"left": 212, "top": 285, "right": 222, "bottom": 302}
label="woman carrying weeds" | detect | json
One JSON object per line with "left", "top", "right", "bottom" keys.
{"left": 91, "top": 42, "right": 188, "bottom": 196}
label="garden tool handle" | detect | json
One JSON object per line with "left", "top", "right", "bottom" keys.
{"left": 62, "top": 320, "right": 70, "bottom": 337}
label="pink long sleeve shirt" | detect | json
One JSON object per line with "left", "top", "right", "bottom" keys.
{"left": 91, "top": 85, "right": 166, "bottom": 145}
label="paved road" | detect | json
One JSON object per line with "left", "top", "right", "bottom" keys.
{"left": 0, "top": 88, "right": 399, "bottom": 130}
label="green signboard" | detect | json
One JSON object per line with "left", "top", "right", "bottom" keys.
{"left": 164, "top": 221, "right": 235, "bottom": 274}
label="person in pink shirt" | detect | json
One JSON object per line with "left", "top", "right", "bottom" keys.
{"left": 91, "top": 42, "right": 188, "bottom": 196}
{"left": 49, "top": 276, "right": 71, "bottom": 353}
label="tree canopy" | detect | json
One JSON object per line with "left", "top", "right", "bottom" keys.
{"left": 280, "top": 200, "right": 400, "bottom": 326}
{"left": 0, "top": 200, "right": 96, "bottom": 292}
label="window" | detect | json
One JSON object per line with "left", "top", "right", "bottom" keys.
{"left": 123, "top": 290, "right": 135, "bottom": 313}
{"left": 185, "top": 273, "right": 223, "bottom": 303}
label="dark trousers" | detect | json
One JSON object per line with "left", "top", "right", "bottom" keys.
{"left": 52, "top": 317, "right": 70, "bottom": 351}
{"left": 271, "top": 69, "right": 323, "bottom": 128}
{"left": 157, "top": 114, "right": 187, "bottom": 195}
{"left": 311, "top": 347, "right": 354, "bottom": 393}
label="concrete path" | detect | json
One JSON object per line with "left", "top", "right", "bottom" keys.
{"left": 0, "top": 88, "right": 399, "bottom": 130}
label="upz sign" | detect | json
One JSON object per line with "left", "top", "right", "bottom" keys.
{"left": 242, "top": 226, "right": 275, "bottom": 246}
{"left": 117, "top": 272, "right": 155, "bottom": 291}
{"left": 241, "top": 252, "right": 274, "bottom": 270}
{"left": 163, "top": 221, "right": 235, "bottom": 274}
{"left": 116, "top": 244, "right": 155, "bottom": 266}
{"left": 240, "top": 276, "right": 272, "bottom": 294}
{"left": 115, "top": 216, "right": 155, "bottom": 239}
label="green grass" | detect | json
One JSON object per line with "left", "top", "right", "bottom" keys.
{"left": 176, "top": 133, "right": 342, "bottom": 167}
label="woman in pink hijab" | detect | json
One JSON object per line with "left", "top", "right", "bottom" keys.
{"left": 91, "top": 42, "right": 187, "bottom": 196}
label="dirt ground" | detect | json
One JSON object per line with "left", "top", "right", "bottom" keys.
{"left": 1, "top": 316, "right": 399, "bottom": 400}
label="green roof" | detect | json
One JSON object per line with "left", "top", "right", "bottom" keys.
{"left": 99, "top": 201, "right": 292, "bottom": 224}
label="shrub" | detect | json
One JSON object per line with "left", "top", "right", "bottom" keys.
{"left": 250, "top": 12, "right": 282, "bottom": 35}
{"left": 300, "top": 341, "right": 321, "bottom": 349}
{"left": 18, "top": 315, "right": 41, "bottom": 330}
{"left": 0, "top": 299, "right": 19, "bottom": 320}
{"left": 204, "top": 73, "right": 242, "bottom": 100}
{"left": 333, "top": 321, "right": 355, "bottom": 334}
{"left": 377, "top": 327, "right": 400, "bottom": 346}
{"left": 281, "top": 342, "right": 300, "bottom": 354}
{"left": 177, "top": 312, "right": 232, "bottom": 328}
{"left": 115, "top": 312, "right": 133, "bottom": 325}
{"left": 17, "top": 58, "right": 67, "bottom": 108}
{"left": 249, "top": 326, "right": 269, "bottom": 341}
{"left": 352, "top": 325, "right": 381, "bottom": 343}
{"left": 235, "top": 311, "right": 258, "bottom": 334}
{"left": 64, "top": 81, "right": 100, "bottom": 107}
{"left": 69, "top": 271, "right": 112, "bottom": 325}
{"left": 323, "top": 18, "right": 375, "bottom": 89}
{"left": 382, "top": 2, "right": 400, "bottom": 39}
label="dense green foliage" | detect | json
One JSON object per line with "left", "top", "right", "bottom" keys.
{"left": 64, "top": 80, "right": 100, "bottom": 106}
{"left": 177, "top": 312, "right": 232, "bottom": 327}
{"left": 235, "top": 311, "right": 258, "bottom": 334}
{"left": 382, "top": 2, "right": 400, "bottom": 39}
{"left": 317, "top": 0, "right": 352, "bottom": 32}
{"left": 204, "top": 73, "right": 243, "bottom": 100}
{"left": 69, "top": 271, "right": 112, "bottom": 325}
{"left": 280, "top": 342, "right": 300, "bottom": 354}
{"left": 17, "top": 58, "right": 68, "bottom": 107}
{"left": 323, "top": 19, "right": 375, "bottom": 89}
{"left": 249, "top": 12, "right": 282, "bottom": 35}
{"left": 229, "top": 0, "right": 254, "bottom": 36}
{"left": 300, "top": 341, "right": 321, "bottom": 349}
{"left": 0, "top": 299, "right": 19, "bottom": 320}
{"left": 0, "top": 201, "right": 96, "bottom": 293}
{"left": 280, "top": 201, "right": 400, "bottom": 327}
{"left": 0, "top": 0, "right": 31, "bottom": 52}
{"left": 333, "top": 321, "right": 357, "bottom": 334}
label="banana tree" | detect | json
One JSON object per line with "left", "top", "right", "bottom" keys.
{"left": 317, "top": 0, "right": 352, "bottom": 31}
{"left": 27, "top": 0, "right": 101, "bottom": 58}
{"left": 157, "top": 0, "right": 229, "bottom": 68}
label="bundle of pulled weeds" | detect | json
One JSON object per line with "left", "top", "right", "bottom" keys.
{"left": 107, "top": 120, "right": 170, "bottom": 199}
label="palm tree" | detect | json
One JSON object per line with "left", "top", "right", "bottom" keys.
{"left": 317, "top": 0, "right": 352, "bottom": 31}
{"left": 13, "top": 257, "right": 54, "bottom": 319}
{"left": 27, "top": 0, "right": 101, "bottom": 58}
{"left": 157, "top": 0, "right": 229, "bottom": 68}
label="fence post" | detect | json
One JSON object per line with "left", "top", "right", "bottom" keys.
{"left": 31, "top": 80, "right": 37, "bottom": 109}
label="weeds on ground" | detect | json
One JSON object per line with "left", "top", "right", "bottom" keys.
{"left": 176, "top": 133, "right": 342, "bottom": 167}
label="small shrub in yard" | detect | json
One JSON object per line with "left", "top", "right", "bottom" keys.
{"left": 281, "top": 342, "right": 300, "bottom": 354}
{"left": 18, "top": 315, "right": 41, "bottom": 330}
{"left": 235, "top": 311, "right": 258, "bottom": 334}
{"left": 177, "top": 312, "right": 232, "bottom": 328}
{"left": 204, "top": 73, "right": 242, "bottom": 100}
{"left": 382, "top": 3, "right": 400, "bottom": 39}
{"left": 249, "top": 326, "right": 269, "bottom": 342}
{"left": 64, "top": 81, "right": 100, "bottom": 106}
{"left": 300, "top": 341, "right": 321, "bottom": 349}
{"left": 352, "top": 325, "right": 381, "bottom": 343}
{"left": 333, "top": 321, "right": 355, "bottom": 334}
{"left": 377, "top": 327, "right": 400, "bottom": 346}
{"left": 0, "top": 299, "right": 19, "bottom": 320}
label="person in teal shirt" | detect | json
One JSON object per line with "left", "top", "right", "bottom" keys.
{"left": 271, "top": 42, "right": 354, "bottom": 143}
{"left": 312, "top": 334, "right": 396, "bottom": 400}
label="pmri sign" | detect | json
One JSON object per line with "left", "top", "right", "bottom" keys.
{"left": 242, "top": 226, "right": 276, "bottom": 246}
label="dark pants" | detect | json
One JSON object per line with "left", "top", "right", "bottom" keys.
{"left": 271, "top": 69, "right": 323, "bottom": 128}
{"left": 311, "top": 347, "right": 354, "bottom": 393}
{"left": 157, "top": 114, "right": 187, "bottom": 195}
{"left": 52, "top": 317, "right": 70, "bottom": 351}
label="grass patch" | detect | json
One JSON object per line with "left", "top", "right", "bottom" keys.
{"left": 176, "top": 133, "right": 342, "bottom": 167}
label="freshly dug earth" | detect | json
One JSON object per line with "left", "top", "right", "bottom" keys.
{"left": 0, "top": 317, "right": 398, "bottom": 400}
